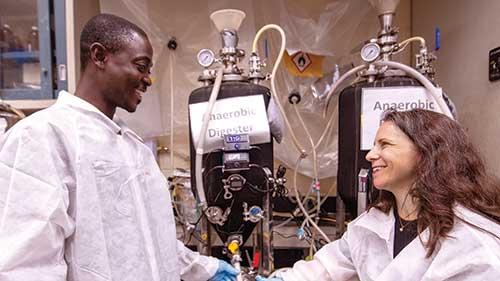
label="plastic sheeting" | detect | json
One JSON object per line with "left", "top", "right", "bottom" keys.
{"left": 100, "top": 0, "right": 380, "bottom": 178}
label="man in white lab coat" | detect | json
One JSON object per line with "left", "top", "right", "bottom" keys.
{"left": 0, "top": 13, "right": 238, "bottom": 281}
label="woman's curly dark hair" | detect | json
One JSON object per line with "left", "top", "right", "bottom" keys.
{"left": 372, "top": 109, "right": 500, "bottom": 257}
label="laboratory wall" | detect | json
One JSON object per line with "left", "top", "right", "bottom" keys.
{"left": 67, "top": 0, "right": 101, "bottom": 92}
{"left": 412, "top": 0, "right": 500, "bottom": 174}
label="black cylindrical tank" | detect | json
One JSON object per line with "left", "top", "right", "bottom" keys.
{"left": 188, "top": 81, "right": 273, "bottom": 244}
{"left": 337, "top": 76, "right": 422, "bottom": 217}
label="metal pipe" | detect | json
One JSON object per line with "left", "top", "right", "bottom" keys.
{"left": 335, "top": 195, "right": 346, "bottom": 238}
{"left": 260, "top": 186, "right": 274, "bottom": 275}
{"left": 197, "top": 216, "right": 211, "bottom": 255}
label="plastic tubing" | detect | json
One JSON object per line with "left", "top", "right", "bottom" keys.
{"left": 292, "top": 102, "right": 321, "bottom": 231}
{"left": 253, "top": 25, "right": 331, "bottom": 231}
{"left": 275, "top": 178, "right": 334, "bottom": 228}
{"left": 392, "top": 36, "right": 426, "bottom": 55}
{"left": 195, "top": 67, "right": 224, "bottom": 210}
{"left": 252, "top": 24, "right": 306, "bottom": 156}
{"left": 373, "top": 60, "right": 454, "bottom": 119}
{"left": 292, "top": 104, "right": 318, "bottom": 179}
{"left": 254, "top": 25, "right": 325, "bottom": 219}
{"left": 398, "top": 36, "right": 426, "bottom": 48}
{"left": 274, "top": 184, "right": 316, "bottom": 229}
{"left": 323, "top": 64, "right": 368, "bottom": 118}
{"left": 293, "top": 157, "right": 331, "bottom": 243}
{"left": 319, "top": 58, "right": 454, "bottom": 149}
{"left": 169, "top": 52, "right": 175, "bottom": 172}
{"left": 316, "top": 64, "right": 367, "bottom": 152}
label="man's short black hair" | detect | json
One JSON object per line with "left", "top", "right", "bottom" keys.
{"left": 80, "top": 13, "right": 148, "bottom": 70}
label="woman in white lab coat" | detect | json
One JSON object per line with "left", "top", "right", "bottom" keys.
{"left": 258, "top": 109, "right": 500, "bottom": 281}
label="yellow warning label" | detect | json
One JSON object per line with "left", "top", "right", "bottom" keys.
{"left": 283, "top": 51, "right": 324, "bottom": 78}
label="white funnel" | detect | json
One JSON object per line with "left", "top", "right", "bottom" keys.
{"left": 368, "top": 0, "right": 400, "bottom": 15}
{"left": 210, "top": 9, "right": 246, "bottom": 32}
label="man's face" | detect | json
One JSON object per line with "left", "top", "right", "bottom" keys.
{"left": 103, "top": 32, "right": 153, "bottom": 113}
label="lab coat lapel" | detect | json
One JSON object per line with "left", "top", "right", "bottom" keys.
{"left": 375, "top": 229, "right": 434, "bottom": 281}
{"left": 353, "top": 208, "right": 394, "bottom": 241}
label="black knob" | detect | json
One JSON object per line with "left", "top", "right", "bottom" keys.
{"left": 288, "top": 91, "right": 301, "bottom": 104}
{"left": 167, "top": 37, "right": 178, "bottom": 50}
{"left": 276, "top": 164, "right": 286, "bottom": 178}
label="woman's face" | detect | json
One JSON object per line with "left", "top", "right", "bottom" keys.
{"left": 366, "top": 121, "right": 420, "bottom": 193}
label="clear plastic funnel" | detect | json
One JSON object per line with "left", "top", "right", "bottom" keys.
{"left": 210, "top": 9, "right": 246, "bottom": 32}
{"left": 368, "top": 0, "right": 400, "bottom": 15}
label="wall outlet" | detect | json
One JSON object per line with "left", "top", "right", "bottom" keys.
{"left": 489, "top": 47, "right": 500, "bottom": 82}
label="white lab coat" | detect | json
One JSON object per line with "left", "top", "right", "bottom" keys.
{"left": 277, "top": 205, "right": 500, "bottom": 281}
{"left": 0, "top": 91, "right": 218, "bottom": 281}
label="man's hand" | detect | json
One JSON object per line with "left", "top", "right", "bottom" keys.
{"left": 209, "top": 260, "right": 239, "bottom": 281}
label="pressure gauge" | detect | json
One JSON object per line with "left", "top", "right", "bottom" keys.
{"left": 360, "top": 42, "right": 381, "bottom": 62}
{"left": 197, "top": 49, "right": 215, "bottom": 67}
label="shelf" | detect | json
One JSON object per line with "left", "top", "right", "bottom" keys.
{"left": 1, "top": 51, "right": 40, "bottom": 64}
{"left": 1, "top": 99, "right": 54, "bottom": 115}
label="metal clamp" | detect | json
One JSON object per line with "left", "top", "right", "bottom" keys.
{"left": 205, "top": 206, "right": 231, "bottom": 226}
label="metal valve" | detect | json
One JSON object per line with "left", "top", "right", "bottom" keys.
{"left": 242, "top": 202, "right": 264, "bottom": 223}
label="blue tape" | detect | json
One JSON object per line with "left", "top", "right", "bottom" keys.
{"left": 435, "top": 27, "right": 441, "bottom": 51}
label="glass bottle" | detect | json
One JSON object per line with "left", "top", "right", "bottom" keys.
{"left": 27, "top": 26, "right": 39, "bottom": 52}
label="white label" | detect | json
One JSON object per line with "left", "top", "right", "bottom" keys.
{"left": 0, "top": 118, "right": 7, "bottom": 134}
{"left": 58, "top": 64, "right": 67, "bottom": 81}
{"left": 361, "top": 86, "right": 443, "bottom": 150}
{"left": 189, "top": 95, "right": 270, "bottom": 152}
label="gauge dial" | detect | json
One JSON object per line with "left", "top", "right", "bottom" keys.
{"left": 197, "top": 49, "right": 215, "bottom": 67}
{"left": 360, "top": 42, "right": 381, "bottom": 62}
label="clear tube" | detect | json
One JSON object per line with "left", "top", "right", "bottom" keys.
{"left": 252, "top": 24, "right": 306, "bottom": 156}
{"left": 293, "top": 157, "right": 331, "bottom": 243}
{"left": 292, "top": 104, "right": 318, "bottom": 179}
{"left": 195, "top": 67, "right": 224, "bottom": 210}
{"left": 169, "top": 52, "right": 175, "bottom": 172}
{"left": 322, "top": 64, "right": 368, "bottom": 118}
{"left": 373, "top": 60, "right": 454, "bottom": 118}
{"left": 392, "top": 36, "right": 426, "bottom": 55}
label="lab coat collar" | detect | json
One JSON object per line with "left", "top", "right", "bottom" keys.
{"left": 454, "top": 204, "right": 500, "bottom": 237}
{"left": 351, "top": 207, "right": 395, "bottom": 241}
{"left": 353, "top": 204, "right": 500, "bottom": 242}
{"left": 56, "top": 91, "right": 143, "bottom": 142}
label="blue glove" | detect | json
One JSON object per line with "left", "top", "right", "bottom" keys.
{"left": 209, "top": 260, "right": 240, "bottom": 281}
{"left": 256, "top": 276, "right": 283, "bottom": 281}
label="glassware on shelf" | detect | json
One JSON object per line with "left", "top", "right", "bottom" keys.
{"left": 27, "top": 26, "right": 39, "bottom": 52}
{"left": 0, "top": 24, "right": 22, "bottom": 52}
